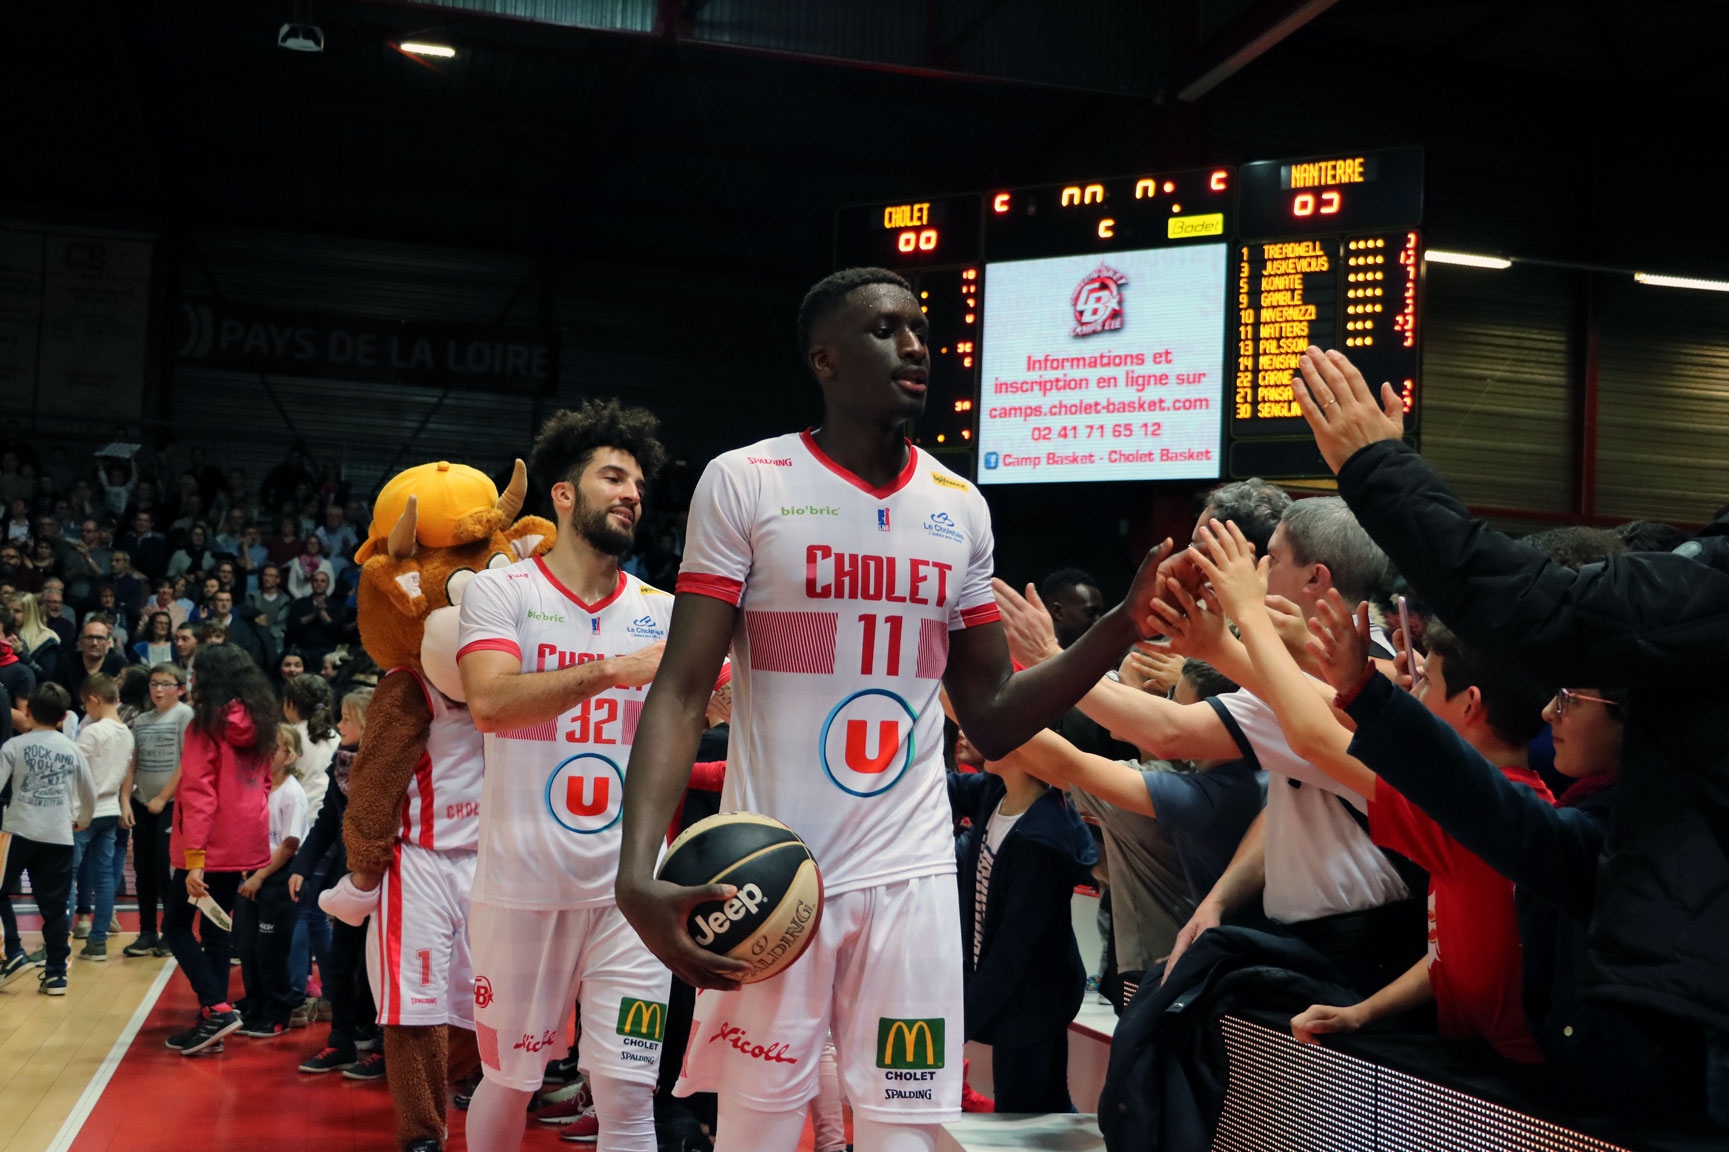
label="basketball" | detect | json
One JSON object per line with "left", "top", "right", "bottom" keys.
{"left": 657, "top": 812, "right": 824, "bottom": 983}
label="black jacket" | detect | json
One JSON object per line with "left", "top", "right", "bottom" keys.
{"left": 1338, "top": 439, "right": 1729, "bottom": 1034}
{"left": 1098, "top": 926, "right": 1358, "bottom": 1152}
{"left": 949, "top": 771, "right": 1097, "bottom": 1047}
{"left": 1345, "top": 673, "right": 1706, "bottom": 1120}
{"left": 291, "top": 769, "right": 347, "bottom": 885}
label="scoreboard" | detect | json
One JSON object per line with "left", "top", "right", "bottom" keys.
{"left": 833, "top": 147, "right": 1424, "bottom": 482}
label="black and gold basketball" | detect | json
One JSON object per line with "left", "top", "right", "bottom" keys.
{"left": 657, "top": 812, "right": 823, "bottom": 983}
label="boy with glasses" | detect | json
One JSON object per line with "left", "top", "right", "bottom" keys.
{"left": 122, "top": 663, "right": 191, "bottom": 956}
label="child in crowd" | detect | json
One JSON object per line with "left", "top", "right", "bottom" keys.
{"left": 295, "top": 687, "right": 381, "bottom": 1078}
{"left": 949, "top": 725, "right": 1098, "bottom": 1114}
{"left": 69, "top": 674, "right": 135, "bottom": 961}
{"left": 282, "top": 673, "right": 337, "bottom": 1017}
{"left": 122, "top": 663, "right": 191, "bottom": 958}
{"left": 235, "top": 724, "right": 309, "bottom": 1038}
{"left": 0, "top": 684, "right": 96, "bottom": 995}
{"left": 163, "top": 644, "right": 277, "bottom": 1056}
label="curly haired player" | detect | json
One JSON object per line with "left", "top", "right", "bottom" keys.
{"left": 457, "top": 401, "right": 677, "bottom": 1152}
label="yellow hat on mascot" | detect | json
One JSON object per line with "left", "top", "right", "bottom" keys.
{"left": 355, "top": 460, "right": 502, "bottom": 563}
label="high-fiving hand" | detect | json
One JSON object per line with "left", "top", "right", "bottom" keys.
{"left": 1293, "top": 347, "right": 1406, "bottom": 473}
{"left": 1306, "top": 589, "right": 1374, "bottom": 695}
{"left": 1185, "top": 520, "right": 1267, "bottom": 624}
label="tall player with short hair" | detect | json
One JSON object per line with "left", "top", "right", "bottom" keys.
{"left": 617, "top": 268, "right": 1164, "bottom": 1152}
{"left": 457, "top": 401, "right": 673, "bottom": 1152}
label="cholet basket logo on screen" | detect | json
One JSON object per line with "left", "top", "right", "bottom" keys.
{"left": 1070, "top": 264, "right": 1129, "bottom": 338}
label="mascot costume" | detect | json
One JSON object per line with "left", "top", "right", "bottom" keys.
{"left": 326, "top": 459, "right": 554, "bottom": 1152}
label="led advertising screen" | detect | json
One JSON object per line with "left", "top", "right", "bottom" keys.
{"left": 976, "top": 244, "right": 1227, "bottom": 484}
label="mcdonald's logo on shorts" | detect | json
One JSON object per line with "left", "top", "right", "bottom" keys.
{"left": 616, "top": 998, "right": 666, "bottom": 1043}
{"left": 875, "top": 1017, "right": 944, "bottom": 1069}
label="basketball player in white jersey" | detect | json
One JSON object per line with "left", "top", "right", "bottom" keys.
{"left": 457, "top": 400, "right": 673, "bottom": 1152}
{"left": 617, "top": 268, "right": 1165, "bottom": 1152}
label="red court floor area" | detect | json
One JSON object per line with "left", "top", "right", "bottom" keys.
{"left": 63, "top": 955, "right": 830, "bottom": 1152}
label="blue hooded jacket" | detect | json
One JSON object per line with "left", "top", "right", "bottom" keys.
{"left": 949, "top": 771, "right": 1098, "bottom": 1046}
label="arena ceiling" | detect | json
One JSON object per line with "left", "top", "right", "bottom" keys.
{"left": 8, "top": 1, "right": 1729, "bottom": 279}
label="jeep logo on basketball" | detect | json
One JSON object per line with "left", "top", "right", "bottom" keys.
{"left": 616, "top": 997, "right": 666, "bottom": 1042}
{"left": 689, "top": 883, "right": 765, "bottom": 947}
{"left": 876, "top": 1017, "right": 944, "bottom": 1069}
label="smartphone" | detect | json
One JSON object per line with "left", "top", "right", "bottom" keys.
{"left": 1397, "top": 595, "right": 1422, "bottom": 687}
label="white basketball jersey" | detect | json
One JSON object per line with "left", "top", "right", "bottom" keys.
{"left": 457, "top": 558, "right": 673, "bottom": 909}
{"left": 394, "top": 668, "right": 484, "bottom": 854}
{"left": 678, "top": 431, "right": 1000, "bottom": 896}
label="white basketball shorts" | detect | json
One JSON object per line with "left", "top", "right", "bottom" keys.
{"left": 676, "top": 872, "right": 963, "bottom": 1125}
{"left": 470, "top": 898, "right": 672, "bottom": 1092}
{"left": 366, "top": 842, "right": 476, "bottom": 1030}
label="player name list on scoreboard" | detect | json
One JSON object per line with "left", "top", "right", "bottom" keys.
{"left": 1233, "top": 240, "right": 1337, "bottom": 423}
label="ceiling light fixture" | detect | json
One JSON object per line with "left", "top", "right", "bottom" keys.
{"left": 398, "top": 41, "right": 456, "bottom": 58}
{"left": 1633, "top": 272, "right": 1729, "bottom": 293}
{"left": 278, "top": 22, "right": 325, "bottom": 52}
{"left": 1424, "top": 250, "right": 1512, "bottom": 270}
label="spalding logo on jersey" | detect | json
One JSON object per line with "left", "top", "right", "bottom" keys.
{"left": 819, "top": 688, "right": 917, "bottom": 797}
{"left": 545, "top": 753, "right": 625, "bottom": 834}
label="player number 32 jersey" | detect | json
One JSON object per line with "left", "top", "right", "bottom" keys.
{"left": 677, "top": 431, "right": 1000, "bottom": 896}
{"left": 457, "top": 558, "right": 673, "bottom": 910}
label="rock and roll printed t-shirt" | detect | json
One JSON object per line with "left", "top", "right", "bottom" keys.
{"left": 0, "top": 730, "right": 95, "bottom": 846}
{"left": 394, "top": 669, "right": 485, "bottom": 854}
{"left": 457, "top": 559, "right": 673, "bottom": 909}
{"left": 1369, "top": 769, "right": 1553, "bottom": 1063}
{"left": 677, "top": 431, "right": 1001, "bottom": 896}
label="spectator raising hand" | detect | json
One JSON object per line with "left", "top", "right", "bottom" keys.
{"left": 1305, "top": 589, "right": 1378, "bottom": 697}
{"left": 990, "top": 577, "right": 1064, "bottom": 668}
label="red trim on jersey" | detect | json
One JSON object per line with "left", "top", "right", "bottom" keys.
{"left": 676, "top": 572, "right": 744, "bottom": 605}
{"left": 415, "top": 754, "right": 437, "bottom": 850}
{"left": 957, "top": 602, "right": 1001, "bottom": 629}
{"left": 457, "top": 637, "right": 520, "bottom": 662}
{"left": 799, "top": 429, "right": 919, "bottom": 499}
{"left": 534, "top": 557, "right": 627, "bottom": 613}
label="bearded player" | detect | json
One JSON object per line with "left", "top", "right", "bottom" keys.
{"left": 457, "top": 400, "right": 672, "bottom": 1152}
{"left": 617, "top": 268, "right": 1164, "bottom": 1152}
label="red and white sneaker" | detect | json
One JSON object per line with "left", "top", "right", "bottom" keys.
{"left": 535, "top": 1082, "right": 593, "bottom": 1124}
{"left": 556, "top": 1103, "right": 599, "bottom": 1143}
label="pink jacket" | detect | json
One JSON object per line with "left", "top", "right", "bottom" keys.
{"left": 170, "top": 701, "right": 271, "bottom": 872}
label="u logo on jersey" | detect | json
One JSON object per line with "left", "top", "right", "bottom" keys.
{"left": 545, "top": 753, "right": 625, "bottom": 834}
{"left": 820, "top": 688, "right": 917, "bottom": 797}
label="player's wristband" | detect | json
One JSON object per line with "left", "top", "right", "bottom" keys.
{"left": 1334, "top": 663, "right": 1377, "bottom": 710}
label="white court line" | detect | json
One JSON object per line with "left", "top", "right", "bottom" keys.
{"left": 44, "top": 958, "right": 178, "bottom": 1152}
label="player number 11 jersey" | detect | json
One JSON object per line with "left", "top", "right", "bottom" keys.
{"left": 677, "top": 431, "right": 1001, "bottom": 896}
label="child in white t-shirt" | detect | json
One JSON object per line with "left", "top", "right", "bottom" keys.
{"left": 234, "top": 724, "right": 309, "bottom": 1037}
{"left": 69, "top": 674, "right": 135, "bottom": 960}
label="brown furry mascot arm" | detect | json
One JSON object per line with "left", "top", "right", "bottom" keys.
{"left": 342, "top": 668, "right": 434, "bottom": 880}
